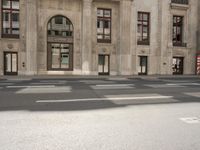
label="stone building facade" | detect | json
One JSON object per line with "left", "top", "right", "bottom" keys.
{"left": 0, "top": 0, "right": 199, "bottom": 76}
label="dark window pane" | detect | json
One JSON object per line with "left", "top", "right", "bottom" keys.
{"left": 3, "top": 11, "right": 10, "bottom": 21}
{"left": 97, "top": 9, "right": 103, "bottom": 17}
{"left": 97, "top": 8, "right": 111, "bottom": 42}
{"left": 3, "top": 0, "right": 11, "bottom": 9}
{"left": 2, "top": 0, "right": 20, "bottom": 37}
{"left": 104, "top": 20, "right": 110, "bottom": 28}
{"left": 104, "top": 10, "right": 111, "bottom": 17}
{"left": 12, "top": 1, "right": 19, "bottom": 9}
{"left": 137, "top": 12, "right": 150, "bottom": 45}
{"left": 143, "top": 14, "right": 148, "bottom": 21}
{"left": 3, "top": 28, "right": 11, "bottom": 34}
{"left": 97, "top": 20, "right": 100, "bottom": 28}
{"left": 173, "top": 16, "right": 183, "bottom": 44}
{"left": 12, "top": 28, "right": 19, "bottom": 35}
{"left": 55, "top": 16, "right": 63, "bottom": 24}
{"left": 12, "top": 12, "right": 19, "bottom": 22}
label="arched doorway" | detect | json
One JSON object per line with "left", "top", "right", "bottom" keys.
{"left": 47, "top": 15, "right": 73, "bottom": 71}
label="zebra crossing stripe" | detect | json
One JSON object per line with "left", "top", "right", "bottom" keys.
{"left": 36, "top": 95, "right": 173, "bottom": 103}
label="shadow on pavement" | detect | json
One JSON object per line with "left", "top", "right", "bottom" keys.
{"left": 0, "top": 77, "right": 200, "bottom": 112}
{"left": 0, "top": 93, "right": 200, "bottom": 112}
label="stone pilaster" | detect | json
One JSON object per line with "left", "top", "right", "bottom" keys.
{"left": 82, "top": 0, "right": 92, "bottom": 75}
{"left": 0, "top": 40, "right": 2, "bottom": 75}
{"left": 25, "top": 0, "right": 38, "bottom": 75}
{"left": 119, "top": 0, "right": 132, "bottom": 75}
{"left": 0, "top": 0, "right": 2, "bottom": 75}
{"left": 197, "top": 0, "right": 200, "bottom": 52}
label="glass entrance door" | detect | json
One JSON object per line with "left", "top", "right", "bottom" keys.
{"left": 51, "top": 44, "right": 60, "bottom": 69}
{"left": 4, "top": 52, "right": 18, "bottom": 75}
{"left": 138, "top": 56, "right": 148, "bottom": 75}
{"left": 48, "top": 43, "right": 73, "bottom": 71}
{"left": 98, "top": 55, "right": 110, "bottom": 75}
{"left": 173, "top": 57, "right": 184, "bottom": 75}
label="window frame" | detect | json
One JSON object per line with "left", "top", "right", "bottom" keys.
{"left": 137, "top": 11, "right": 150, "bottom": 45}
{"left": 97, "top": 8, "right": 112, "bottom": 43}
{"left": 47, "top": 42, "right": 73, "bottom": 71}
{"left": 47, "top": 15, "right": 73, "bottom": 38}
{"left": 1, "top": 0, "right": 20, "bottom": 38}
{"left": 172, "top": 15, "right": 185, "bottom": 46}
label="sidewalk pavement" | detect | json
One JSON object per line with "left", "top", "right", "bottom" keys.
{"left": 0, "top": 74, "right": 199, "bottom": 80}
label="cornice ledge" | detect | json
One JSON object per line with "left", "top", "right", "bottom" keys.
{"left": 170, "top": 3, "right": 189, "bottom": 10}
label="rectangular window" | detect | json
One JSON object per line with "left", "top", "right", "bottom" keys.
{"left": 137, "top": 12, "right": 150, "bottom": 45}
{"left": 171, "top": 0, "right": 189, "bottom": 5}
{"left": 97, "top": 8, "right": 111, "bottom": 43}
{"left": 173, "top": 16, "right": 186, "bottom": 47}
{"left": 2, "top": 0, "right": 20, "bottom": 38}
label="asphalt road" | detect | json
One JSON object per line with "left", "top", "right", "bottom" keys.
{"left": 0, "top": 76, "right": 200, "bottom": 150}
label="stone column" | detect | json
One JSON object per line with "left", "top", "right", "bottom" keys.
{"left": 119, "top": 0, "right": 132, "bottom": 75}
{"left": 81, "top": 0, "right": 92, "bottom": 75}
{"left": 0, "top": 0, "right": 2, "bottom": 75}
{"left": 25, "top": 0, "right": 38, "bottom": 75}
{"left": 0, "top": 41, "right": 2, "bottom": 75}
{"left": 198, "top": 0, "right": 200, "bottom": 52}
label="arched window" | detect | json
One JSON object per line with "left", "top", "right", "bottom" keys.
{"left": 47, "top": 15, "right": 73, "bottom": 37}
{"left": 47, "top": 16, "right": 73, "bottom": 71}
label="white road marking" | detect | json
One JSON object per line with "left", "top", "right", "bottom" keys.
{"left": 184, "top": 92, "right": 200, "bottom": 98}
{"left": 163, "top": 80, "right": 194, "bottom": 83}
{"left": 79, "top": 80, "right": 115, "bottom": 84}
{"left": 16, "top": 86, "right": 71, "bottom": 94}
{"left": 91, "top": 84, "right": 135, "bottom": 90}
{"left": 31, "top": 82, "right": 64, "bottom": 85}
{"left": 108, "top": 78, "right": 130, "bottom": 81}
{"left": 145, "top": 84, "right": 185, "bottom": 88}
{"left": 92, "top": 86, "right": 134, "bottom": 90}
{"left": 105, "top": 94, "right": 167, "bottom": 98}
{"left": 39, "top": 80, "right": 67, "bottom": 83}
{"left": 7, "top": 79, "right": 32, "bottom": 81}
{"left": 36, "top": 95, "right": 174, "bottom": 103}
{"left": 180, "top": 117, "right": 200, "bottom": 124}
{"left": 7, "top": 85, "right": 56, "bottom": 88}
{"left": 167, "top": 83, "right": 200, "bottom": 86}
{"left": 96, "top": 84, "right": 134, "bottom": 87}
{"left": 0, "top": 83, "right": 14, "bottom": 86}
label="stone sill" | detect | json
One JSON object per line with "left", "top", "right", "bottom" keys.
{"left": 96, "top": 43, "right": 115, "bottom": 46}
{"left": 172, "top": 46, "right": 189, "bottom": 51}
{"left": 0, "top": 38, "right": 21, "bottom": 42}
{"left": 137, "top": 44, "right": 150, "bottom": 49}
{"left": 170, "top": 3, "right": 189, "bottom": 10}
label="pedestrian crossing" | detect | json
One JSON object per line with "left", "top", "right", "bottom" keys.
{"left": 145, "top": 84, "right": 186, "bottom": 88}
{"left": 36, "top": 94, "right": 174, "bottom": 103}
{"left": 91, "top": 84, "right": 135, "bottom": 90}
{"left": 0, "top": 79, "right": 200, "bottom": 94}
{"left": 108, "top": 77, "right": 131, "bottom": 81}
{"left": 184, "top": 92, "right": 200, "bottom": 98}
{"left": 145, "top": 83, "right": 200, "bottom": 88}
{"left": 16, "top": 86, "right": 72, "bottom": 94}
{"left": 0, "top": 83, "right": 14, "bottom": 86}
{"left": 7, "top": 85, "right": 56, "bottom": 88}
{"left": 79, "top": 80, "right": 115, "bottom": 84}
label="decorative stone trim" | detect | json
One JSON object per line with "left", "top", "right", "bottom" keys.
{"left": 170, "top": 3, "right": 189, "bottom": 10}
